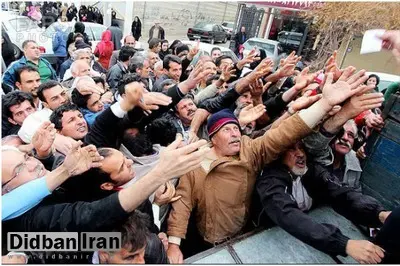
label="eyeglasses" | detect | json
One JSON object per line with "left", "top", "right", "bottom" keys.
{"left": 2, "top": 154, "right": 42, "bottom": 191}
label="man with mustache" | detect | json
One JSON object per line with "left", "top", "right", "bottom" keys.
{"left": 303, "top": 80, "right": 385, "bottom": 191}
{"left": 256, "top": 140, "right": 395, "bottom": 264}
{"left": 166, "top": 65, "right": 371, "bottom": 263}
{"left": 171, "top": 94, "right": 199, "bottom": 142}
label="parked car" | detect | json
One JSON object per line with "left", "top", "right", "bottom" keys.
{"left": 181, "top": 40, "right": 238, "bottom": 66}
{"left": 278, "top": 31, "right": 303, "bottom": 47}
{"left": 1, "top": 12, "right": 42, "bottom": 58}
{"left": 366, "top": 71, "right": 400, "bottom": 93}
{"left": 3, "top": 14, "right": 107, "bottom": 64}
{"left": 221, "top": 21, "right": 234, "bottom": 40}
{"left": 187, "top": 22, "right": 228, "bottom": 44}
{"left": 242, "top": 38, "right": 285, "bottom": 68}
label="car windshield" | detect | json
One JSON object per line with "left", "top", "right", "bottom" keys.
{"left": 224, "top": 22, "right": 234, "bottom": 28}
{"left": 193, "top": 22, "right": 213, "bottom": 31}
{"left": 244, "top": 40, "right": 275, "bottom": 54}
{"left": 278, "top": 33, "right": 303, "bottom": 42}
{"left": 7, "top": 17, "right": 38, "bottom": 32}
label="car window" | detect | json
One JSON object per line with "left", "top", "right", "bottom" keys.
{"left": 193, "top": 22, "right": 213, "bottom": 31}
{"left": 222, "top": 22, "right": 227, "bottom": 27}
{"left": 8, "top": 17, "right": 37, "bottom": 32}
{"left": 218, "top": 25, "right": 224, "bottom": 32}
{"left": 227, "top": 23, "right": 234, "bottom": 28}
{"left": 244, "top": 40, "right": 275, "bottom": 54}
{"left": 212, "top": 25, "right": 219, "bottom": 32}
{"left": 89, "top": 25, "right": 104, "bottom": 41}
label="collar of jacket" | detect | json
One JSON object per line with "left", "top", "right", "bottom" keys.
{"left": 344, "top": 150, "right": 362, "bottom": 172}
{"left": 117, "top": 60, "right": 128, "bottom": 72}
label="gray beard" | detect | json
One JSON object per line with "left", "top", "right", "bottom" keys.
{"left": 291, "top": 165, "right": 308, "bottom": 176}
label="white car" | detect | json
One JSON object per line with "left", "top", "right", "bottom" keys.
{"left": 1, "top": 11, "right": 42, "bottom": 58}
{"left": 2, "top": 13, "right": 107, "bottom": 61}
{"left": 221, "top": 21, "right": 234, "bottom": 40}
{"left": 366, "top": 72, "right": 400, "bottom": 93}
{"left": 242, "top": 38, "right": 285, "bottom": 68}
{"left": 181, "top": 40, "right": 238, "bottom": 65}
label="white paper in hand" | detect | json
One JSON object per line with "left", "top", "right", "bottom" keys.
{"left": 360, "top": 29, "right": 385, "bottom": 54}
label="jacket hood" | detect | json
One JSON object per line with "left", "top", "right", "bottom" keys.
{"left": 74, "top": 22, "right": 85, "bottom": 34}
{"left": 101, "top": 30, "right": 112, "bottom": 42}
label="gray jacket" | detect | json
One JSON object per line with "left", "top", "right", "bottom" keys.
{"left": 303, "top": 131, "right": 362, "bottom": 191}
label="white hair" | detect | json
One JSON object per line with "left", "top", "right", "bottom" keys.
{"left": 72, "top": 49, "right": 90, "bottom": 61}
{"left": 344, "top": 119, "right": 358, "bottom": 138}
{"left": 1, "top": 145, "right": 21, "bottom": 153}
{"left": 154, "top": 60, "right": 163, "bottom": 70}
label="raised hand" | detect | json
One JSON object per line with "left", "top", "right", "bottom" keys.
{"left": 252, "top": 57, "right": 274, "bottom": 79}
{"left": 324, "top": 50, "right": 343, "bottom": 81}
{"left": 365, "top": 112, "right": 385, "bottom": 131}
{"left": 279, "top": 51, "right": 301, "bottom": 68}
{"left": 62, "top": 141, "right": 103, "bottom": 176}
{"left": 339, "top": 84, "right": 384, "bottom": 120}
{"left": 140, "top": 90, "right": 172, "bottom": 112}
{"left": 100, "top": 91, "right": 114, "bottom": 104}
{"left": 154, "top": 181, "right": 181, "bottom": 206}
{"left": 184, "top": 61, "right": 215, "bottom": 89}
{"left": 187, "top": 39, "right": 200, "bottom": 61}
{"left": 32, "top": 121, "right": 57, "bottom": 158}
{"left": 321, "top": 71, "right": 368, "bottom": 109}
{"left": 276, "top": 63, "right": 296, "bottom": 79}
{"left": 289, "top": 90, "right": 322, "bottom": 113}
{"left": 76, "top": 78, "right": 104, "bottom": 96}
{"left": 220, "top": 64, "right": 237, "bottom": 82}
{"left": 152, "top": 135, "right": 209, "bottom": 180}
{"left": 238, "top": 104, "right": 266, "bottom": 127}
{"left": 293, "top": 67, "right": 321, "bottom": 91}
{"left": 379, "top": 30, "right": 400, "bottom": 65}
{"left": 237, "top": 48, "right": 261, "bottom": 69}
{"left": 249, "top": 78, "right": 271, "bottom": 98}
{"left": 53, "top": 134, "right": 79, "bottom": 155}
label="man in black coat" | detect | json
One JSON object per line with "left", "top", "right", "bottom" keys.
{"left": 234, "top": 26, "right": 247, "bottom": 56}
{"left": 256, "top": 141, "right": 397, "bottom": 264}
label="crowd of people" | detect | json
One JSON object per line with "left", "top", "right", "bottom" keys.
{"left": 1, "top": 7, "right": 400, "bottom": 263}
{"left": 10, "top": 1, "right": 104, "bottom": 27}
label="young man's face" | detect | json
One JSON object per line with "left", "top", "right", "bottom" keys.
{"left": 23, "top": 42, "right": 40, "bottom": 61}
{"left": 282, "top": 142, "right": 308, "bottom": 176}
{"left": 59, "top": 110, "right": 88, "bottom": 140}
{"left": 8, "top": 100, "right": 36, "bottom": 125}
{"left": 211, "top": 123, "right": 242, "bottom": 156}
{"left": 16, "top": 70, "right": 41, "bottom": 97}
{"left": 166, "top": 62, "right": 182, "bottom": 82}
{"left": 218, "top": 58, "right": 233, "bottom": 72}
{"left": 99, "top": 245, "right": 145, "bottom": 264}
{"left": 176, "top": 98, "right": 197, "bottom": 126}
{"left": 99, "top": 149, "right": 135, "bottom": 189}
{"left": 42, "top": 85, "right": 70, "bottom": 110}
{"left": 86, "top": 93, "right": 104, "bottom": 113}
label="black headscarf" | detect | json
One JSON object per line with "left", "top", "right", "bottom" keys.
{"left": 74, "top": 22, "right": 85, "bottom": 34}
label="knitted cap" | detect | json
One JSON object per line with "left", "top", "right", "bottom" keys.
{"left": 207, "top": 109, "right": 240, "bottom": 139}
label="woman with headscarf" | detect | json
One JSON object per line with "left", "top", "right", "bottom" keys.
{"left": 365, "top": 73, "right": 381, "bottom": 92}
{"left": 159, "top": 40, "right": 170, "bottom": 60}
{"left": 168, "top": 40, "right": 182, "bottom": 55}
{"left": 2, "top": 31, "right": 16, "bottom": 67}
{"left": 66, "top": 22, "right": 91, "bottom": 52}
{"left": 94, "top": 30, "right": 114, "bottom": 70}
{"left": 131, "top": 16, "right": 142, "bottom": 41}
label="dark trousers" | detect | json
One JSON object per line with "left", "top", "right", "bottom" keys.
{"left": 55, "top": 56, "right": 66, "bottom": 77}
{"left": 374, "top": 206, "right": 400, "bottom": 263}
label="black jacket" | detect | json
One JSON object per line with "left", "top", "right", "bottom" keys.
{"left": 256, "top": 162, "right": 385, "bottom": 257}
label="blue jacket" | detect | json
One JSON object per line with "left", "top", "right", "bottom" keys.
{"left": 81, "top": 104, "right": 111, "bottom": 127}
{"left": 52, "top": 30, "right": 67, "bottom": 57}
{"left": 2, "top": 56, "right": 57, "bottom": 90}
{"left": 59, "top": 58, "right": 73, "bottom": 80}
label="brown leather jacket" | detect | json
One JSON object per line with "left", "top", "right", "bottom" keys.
{"left": 167, "top": 114, "right": 312, "bottom": 243}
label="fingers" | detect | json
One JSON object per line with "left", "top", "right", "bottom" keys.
{"left": 328, "top": 105, "right": 341, "bottom": 116}
{"left": 242, "top": 104, "right": 254, "bottom": 111}
{"left": 170, "top": 195, "right": 182, "bottom": 203}
{"left": 165, "top": 134, "right": 184, "bottom": 151}
{"left": 262, "top": 81, "right": 272, "bottom": 92}
{"left": 347, "top": 69, "right": 367, "bottom": 88}
{"left": 338, "top": 66, "right": 357, "bottom": 81}
{"left": 178, "top": 139, "right": 208, "bottom": 155}
{"left": 325, "top": 72, "right": 334, "bottom": 85}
